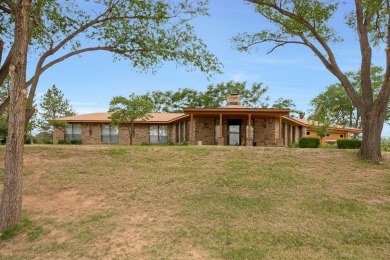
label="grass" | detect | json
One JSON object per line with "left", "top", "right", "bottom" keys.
{"left": 0, "top": 145, "right": 389, "bottom": 259}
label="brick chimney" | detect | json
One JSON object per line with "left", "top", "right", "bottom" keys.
{"left": 226, "top": 93, "right": 241, "bottom": 106}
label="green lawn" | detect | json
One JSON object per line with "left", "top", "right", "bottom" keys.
{"left": 0, "top": 145, "right": 389, "bottom": 259}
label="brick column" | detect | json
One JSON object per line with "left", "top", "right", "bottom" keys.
{"left": 218, "top": 113, "right": 224, "bottom": 145}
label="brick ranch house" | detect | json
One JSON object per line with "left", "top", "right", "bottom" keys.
{"left": 53, "top": 95, "right": 362, "bottom": 146}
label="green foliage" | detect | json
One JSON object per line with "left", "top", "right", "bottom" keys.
{"left": 311, "top": 122, "right": 332, "bottom": 142}
{"left": 34, "top": 131, "right": 53, "bottom": 144}
{"left": 0, "top": 217, "right": 33, "bottom": 241}
{"left": 58, "top": 140, "right": 70, "bottom": 144}
{"left": 272, "top": 98, "right": 305, "bottom": 118}
{"left": 299, "top": 137, "right": 320, "bottom": 148}
{"left": 1, "top": 0, "right": 221, "bottom": 95}
{"left": 0, "top": 113, "right": 7, "bottom": 143}
{"left": 39, "top": 85, "right": 75, "bottom": 133}
{"left": 288, "top": 142, "right": 299, "bottom": 148}
{"left": 27, "top": 225, "right": 49, "bottom": 241}
{"left": 70, "top": 139, "right": 82, "bottom": 145}
{"left": 0, "top": 223, "right": 20, "bottom": 240}
{"left": 337, "top": 139, "right": 362, "bottom": 149}
{"left": 310, "top": 66, "right": 388, "bottom": 127}
{"left": 168, "top": 140, "right": 175, "bottom": 146}
{"left": 141, "top": 141, "right": 150, "bottom": 146}
{"left": 49, "top": 120, "right": 69, "bottom": 141}
{"left": 109, "top": 93, "right": 154, "bottom": 145}
{"left": 58, "top": 139, "right": 82, "bottom": 145}
{"left": 382, "top": 137, "right": 390, "bottom": 152}
{"left": 149, "top": 81, "right": 270, "bottom": 112}
{"left": 232, "top": 1, "right": 390, "bottom": 162}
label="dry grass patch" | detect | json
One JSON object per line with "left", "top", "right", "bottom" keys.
{"left": 0, "top": 145, "right": 389, "bottom": 259}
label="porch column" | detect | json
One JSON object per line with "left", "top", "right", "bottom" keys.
{"left": 247, "top": 113, "right": 253, "bottom": 146}
{"left": 189, "top": 113, "right": 195, "bottom": 145}
{"left": 276, "top": 116, "right": 284, "bottom": 147}
{"left": 218, "top": 113, "right": 224, "bottom": 145}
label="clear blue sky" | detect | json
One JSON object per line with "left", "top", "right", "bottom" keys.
{"left": 28, "top": 0, "right": 389, "bottom": 136}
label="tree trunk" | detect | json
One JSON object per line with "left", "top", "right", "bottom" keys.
{"left": 357, "top": 106, "right": 386, "bottom": 163}
{"left": 0, "top": 0, "right": 31, "bottom": 231}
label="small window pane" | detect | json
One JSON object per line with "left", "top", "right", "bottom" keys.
{"left": 66, "top": 125, "right": 73, "bottom": 134}
{"left": 111, "top": 125, "right": 118, "bottom": 135}
{"left": 159, "top": 125, "right": 167, "bottom": 136}
{"left": 102, "top": 125, "right": 110, "bottom": 135}
{"left": 111, "top": 135, "right": 119, "bottom": 143}
{"left": 150, "top": 126, "right": 158, "bottom": 136}
{"left": 159, "top": 136, "right": 168, "bottom": 144}
{"left": 150, "top": 135, "right": 158, "bottom": 144}
{"left": 73, "top": 124, "right": 81, "bottom": 135}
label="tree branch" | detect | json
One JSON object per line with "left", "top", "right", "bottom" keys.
{"left": 2, "top": 0, "right": 16, "bottom": 13}
{"left": 247, "top": 0, "right": 363, "bottom": 107}
{"left": 25, "top": 3, "right": 182, "bottom": 109}
{"left": 0, "top": 4, "right": 12, "bottom": 14}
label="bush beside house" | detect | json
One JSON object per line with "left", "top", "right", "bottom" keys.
{"left": 337, "top": 139, "right": 362, "bottom": 149}
{"left": 299, "top": 137, "right": 320, "bottom": 148}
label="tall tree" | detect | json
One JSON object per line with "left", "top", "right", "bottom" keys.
{"left": 39, "top": 85, "right": 75, "bottom": 134}
{"left": 109, "top": 94, "right": 154, "bottom": 145}
{"left": 234, "top": 0, "right": 390, "bottom": 163}
{"left": 310, "top": 66, "right": 389, "bottom": 128}
{"left": 0, "top": 0, "right": 31, "bottom": 231}
{"left": 0, "top": 0, "right": 220, "bottom": 231}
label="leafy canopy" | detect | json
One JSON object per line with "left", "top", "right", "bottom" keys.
{"left": 109, "top": 94, "right": 154, "bottom": 124}
{"left": 0, "top": 0, "right": 221, "bottom": 118}
{"left": 39, "top": 85, "right": 75, "bottom": 132}
{"left": 149, "top": 81, "right": 271, "bottom": 112}
{"left": 310, "top": 66, "right": 389, "bottom": 128}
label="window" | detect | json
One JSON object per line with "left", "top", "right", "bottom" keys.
{"left": 306, "top": 131, "right": 311, "bottom": 136}
{"left": 101, "top": 125, "right": 118, "bottom": 143}
{"left": 66, "top": 124, "right": 81, "bottom": 141}
{"left": 340, "top": 134, "right": 344, "bottom": 138}
{"left": 150, "top": 125, "right": 168, "bottom": 144}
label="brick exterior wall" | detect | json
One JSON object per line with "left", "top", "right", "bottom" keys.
{"left": 189, "top": 118, "right": 283, "bottom": 147}
{"left": 194, "top": 118, "right": 215, "bottom": 145}
{"left": 53, "top": 127, "right": 64, "bottom": 144}
{"left": 54, "top": 123, "right": 166, "bottom": 145}
{"left": 253, "top": 119, "right": 277, "bottom": 147}
{"left": 52, "top": 118, "right": 295, "bottom": 147}
{"left": 81, "top": 123, "right": 102, "bottom": 144}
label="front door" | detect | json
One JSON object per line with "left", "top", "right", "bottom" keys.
{"left": 228, "top": 120, "right": 241, "bottom": 146}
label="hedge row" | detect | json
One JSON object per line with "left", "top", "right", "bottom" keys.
{"left": 58, "top": 139, "right": 83, "bottom": 145}
{"left": 337, "top": 139, "right": 361, "bottom": 149}
{"left": 298, "top": 137, "right": 320, "bottom": 148}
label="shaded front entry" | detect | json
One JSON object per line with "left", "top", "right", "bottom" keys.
{"left": 228, "top": 119, "right": 241, "bottom": 146}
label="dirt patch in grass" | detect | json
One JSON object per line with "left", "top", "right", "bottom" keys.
{"left": 0, "top": 145, "right": 389, "bottom": 259}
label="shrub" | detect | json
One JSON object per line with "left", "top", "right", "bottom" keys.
{"left": 58, "top": 140, "right": 69, "bottom": 144}
{"left": 337, "top": 139, "right": 362, "bottom": 149}
{"left": 299, "top": 137, "right": 320, "bottom": 148}
{"left": 70, "top": 139, "right": 82, "bottom": 145}
{"left": 168, "top": 140, "right": 175, "bottom": 146}
{"left": 288, "top": 142, "right": 299, "bottom": 148}
{"left": 141, "top": 141, "right": 150, "bottom": 146}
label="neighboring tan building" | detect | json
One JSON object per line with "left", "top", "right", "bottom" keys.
{"left": 53, "top": 94, "right": 362, "bottom": 146}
